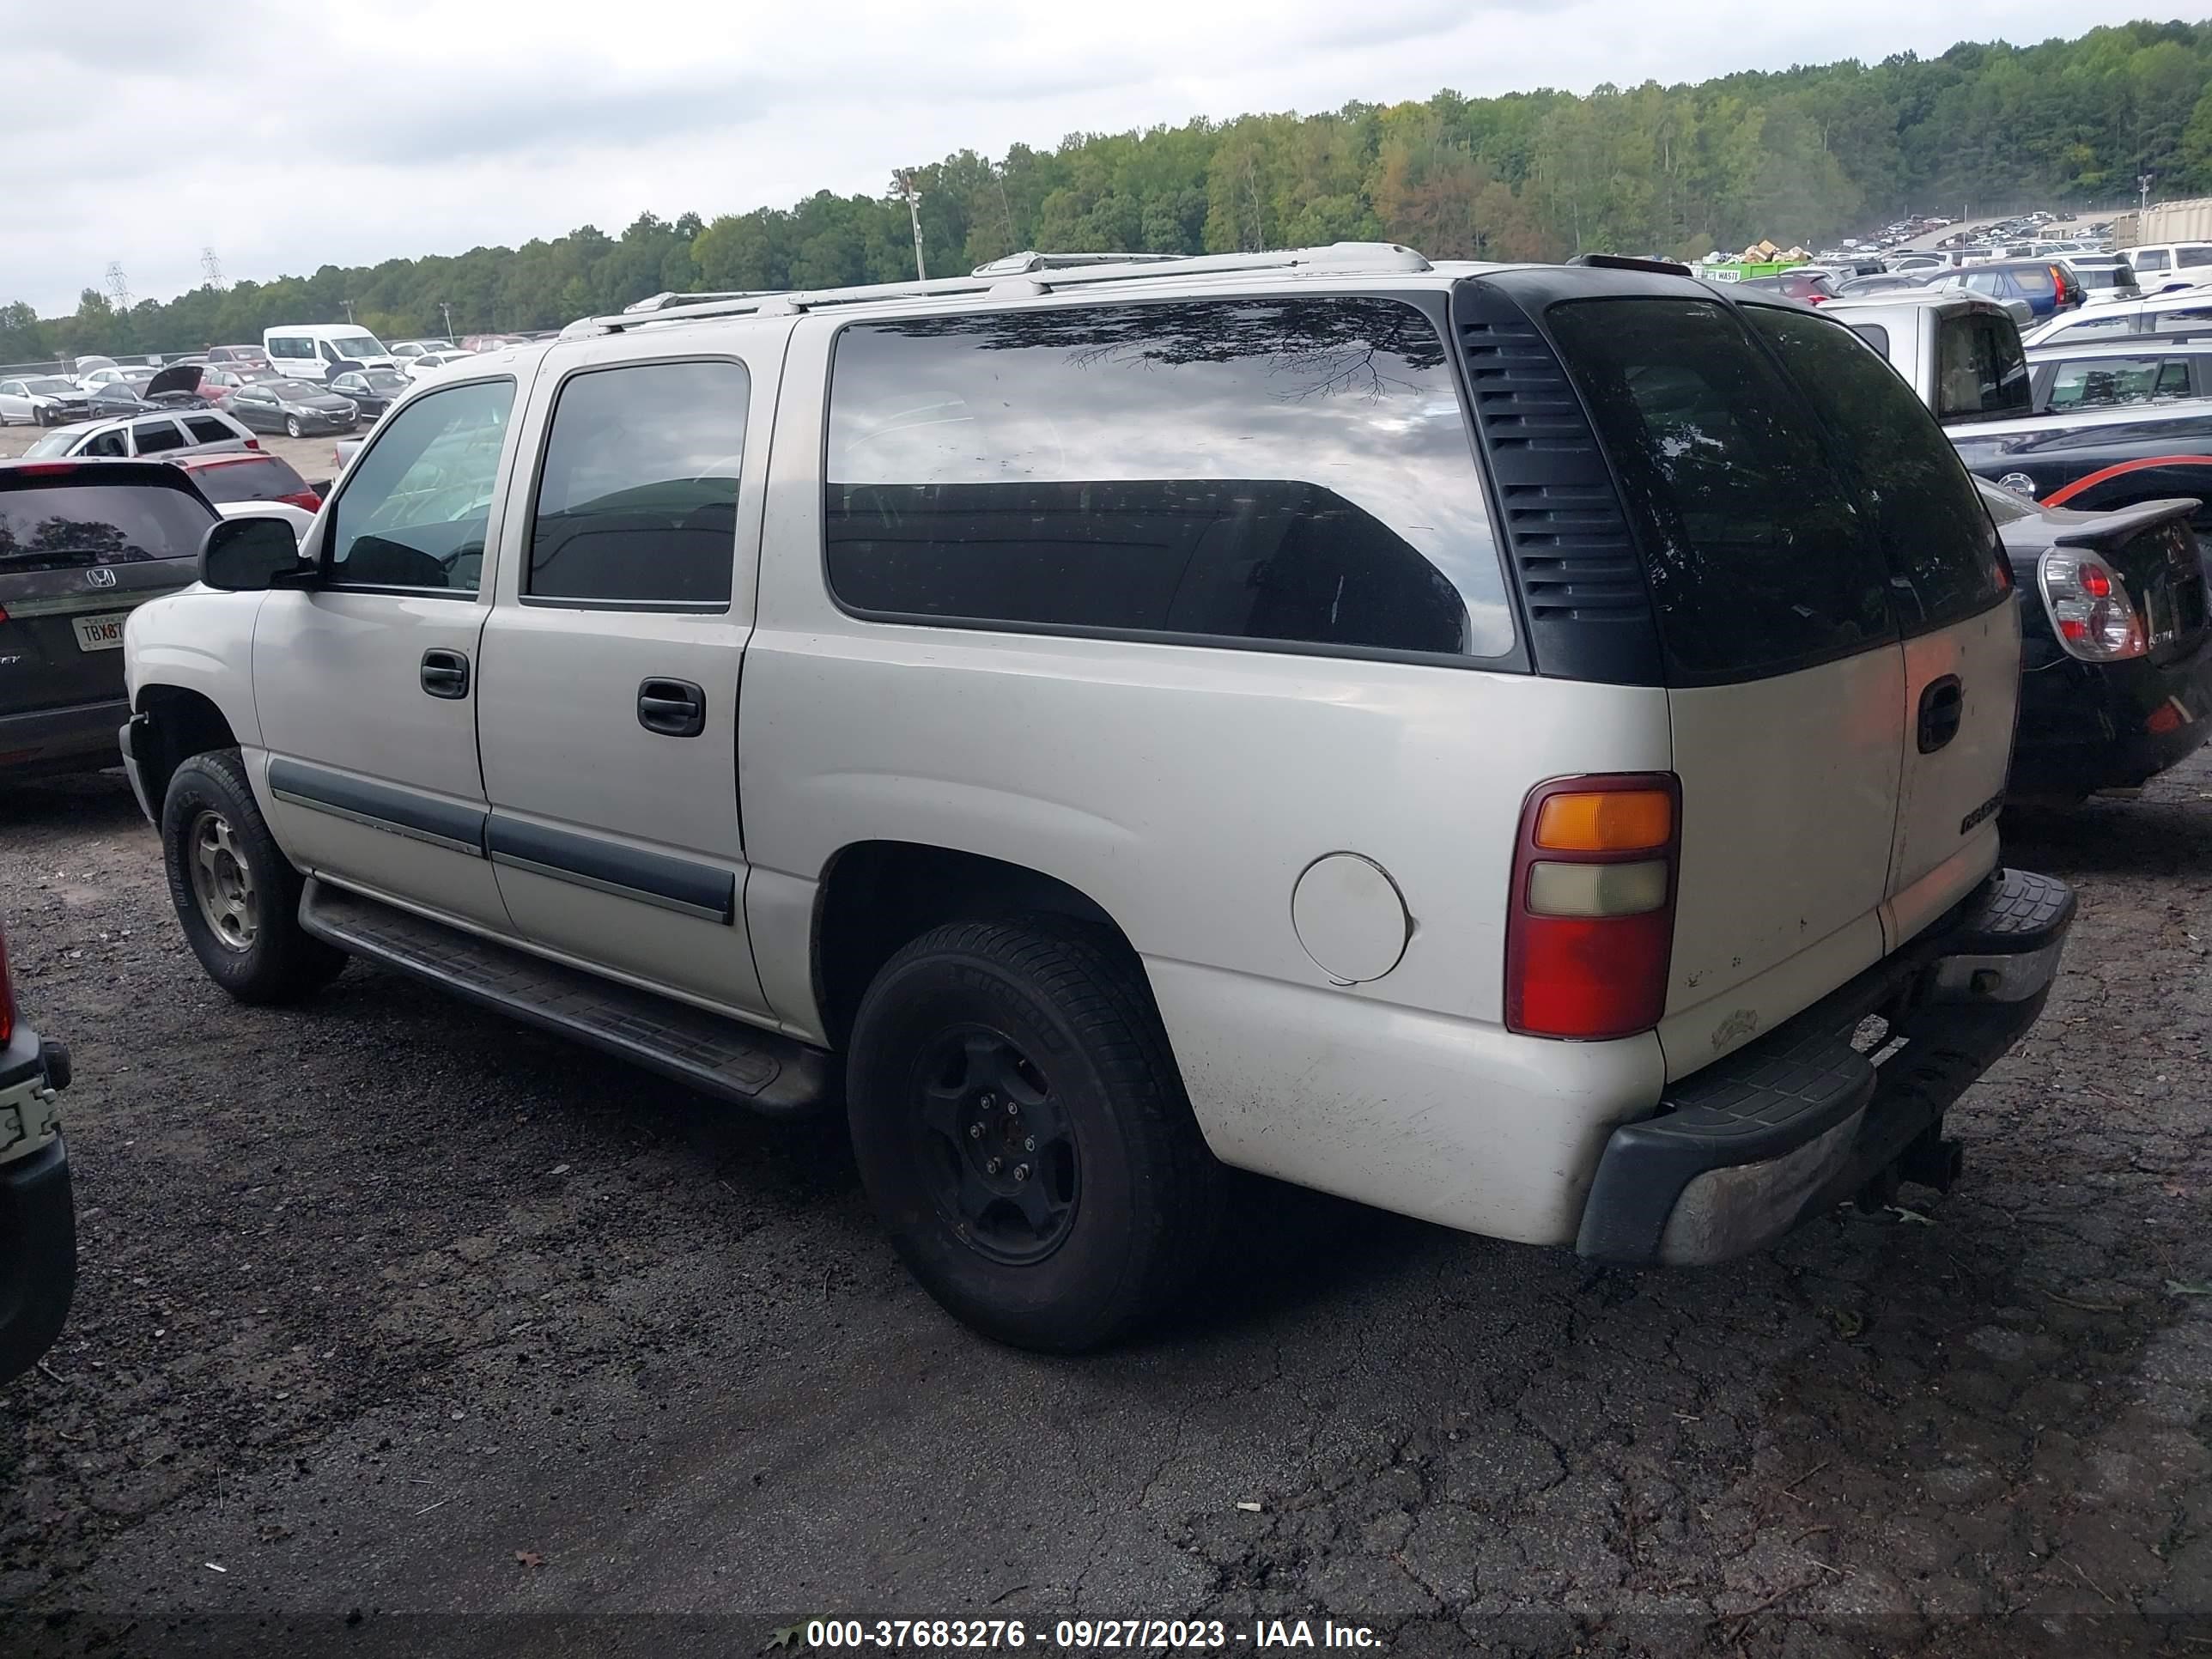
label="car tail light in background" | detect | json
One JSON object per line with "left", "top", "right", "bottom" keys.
{"left": 2040, "top": 550, "right": 2148, "bottom": 659}
{"left": 279, "top": 490, "right": 320, "bottom": 512}
{"left": 1506, "top": 774, "right": 1681, "bottom": 1041}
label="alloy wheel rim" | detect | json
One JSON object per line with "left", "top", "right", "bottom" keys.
{"left": 187, "top": 808, "right": 258, "bottom": 951}
{"left": 915, "top": 1025, "right": 1079, "bottom": 1264}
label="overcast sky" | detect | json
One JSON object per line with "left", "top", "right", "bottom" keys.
{"left": 8, "top": 0, "right": 2172, "bottom": 314}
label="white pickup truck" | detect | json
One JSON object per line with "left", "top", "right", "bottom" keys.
{"left": 120, "top": 246, "right": 2074, "bottom": 1350}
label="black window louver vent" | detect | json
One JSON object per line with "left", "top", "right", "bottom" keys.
{"left": 1452, "top": 282, "right": 1663, "bottom": 685}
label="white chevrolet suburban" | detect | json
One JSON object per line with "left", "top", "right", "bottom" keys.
{"left": 119, "top": 246, "right": 2075, "bottom": 1351}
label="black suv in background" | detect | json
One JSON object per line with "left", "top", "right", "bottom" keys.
{"left": 0, "top": 459, "right": 217, "bottom": 779}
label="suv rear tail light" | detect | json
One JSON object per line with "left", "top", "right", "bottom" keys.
{"left": 2040, "top": 550, "right": 2148, "bottom": 659}
{"left": 1506, "top": 775, "right": 1680, "bottom": 1041}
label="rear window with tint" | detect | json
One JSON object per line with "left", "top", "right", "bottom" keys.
{"left": 1931, "top": 313, "right": 2031, "bottom": 422}
{"left": 1543, "top": 296, "right": 1891, "bottom": 682}
{"left": 188, "top": 456, "right": 310, "bottom": 504}
{"left": 2013, "top": 267, "right": 2057, "bottom": 298}
{"left": 1745, "top": 306, "right": 2009, "bottom": 632}
{"left": 0, "top": 483, "right": 212, "bottom": 571}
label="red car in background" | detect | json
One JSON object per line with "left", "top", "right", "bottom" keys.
{"left": 170, "top": 450, "right": 323, "bottom": 514}
{"left": 204, "top": 344, "right": 270, "bottom": 370}
{"left": 196, "top": 365, "right": 279, "bottom": 410}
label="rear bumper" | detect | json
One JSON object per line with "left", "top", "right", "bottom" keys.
{"left": 1576, "top": 867, "right": 2075, "bottom": 1267}
{"left": 2009, "top": 635, "right": 2212, "bottom": 799}
{"left": 0, "top": 696, "right": 131, "bottom": 776}
{"left": 0, "top": 1023, "right": 76, "bottom": 1386}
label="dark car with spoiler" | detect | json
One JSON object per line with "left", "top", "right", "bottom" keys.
{"left": 0, "top": 459, "right": 218, "bottom": 778}
{"left": 1957, "top": 416, "right": 2212, "bottom": 533}
{"left": 1975, "top": 479, "right": 2212, "bottom": 800}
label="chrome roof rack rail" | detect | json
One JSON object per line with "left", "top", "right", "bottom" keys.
{"left": 560, "top": 243, "right": 1432, "bottom": 338}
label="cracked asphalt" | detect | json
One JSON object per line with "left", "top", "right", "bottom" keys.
{"left": 1, "top": 757, "right": 2207, "bottom": 1659}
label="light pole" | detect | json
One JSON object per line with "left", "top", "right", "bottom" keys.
{"left": 893, "top": 171, "right": 927, "bottom": 281}
{"left": 341, "top": 298, "right": 357, "bottom": 325}
{"left": 439, "top": 301, "right": 455, "bottom": 340}
{"left": 2139, "top": 173, "right": 2155, "bottom": 217}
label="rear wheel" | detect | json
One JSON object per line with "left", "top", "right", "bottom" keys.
{"left": 161, "top": 749, "right": 345, "bottom": 1004}
{"left": 846, "top": 918, "right": 1223, "bottom": 1352}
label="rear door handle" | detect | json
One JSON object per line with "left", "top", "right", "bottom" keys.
{"left": 637, "top": 678, "right": 707, "bottom": 738}
{"left": 421, "top": 648, "right": 470, "bottom": 700}
{"left": 1917, "top": 675, "right": 1964, "bottom": 753}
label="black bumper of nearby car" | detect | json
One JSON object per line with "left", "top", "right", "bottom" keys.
{"left": 1576, "top": 867, "right": 2075, "bottom": 1267}
{"left": 0, "top": 1021, "right": 75, "bottom": 1386}
{"left": 2009, "top": 632, "right": 2212, "bottom": 799}
{"left": 0, "top": 696, "right": 133, "bottom": 779}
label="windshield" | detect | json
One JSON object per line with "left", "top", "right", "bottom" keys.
{"left": 24, "top": 378, "right": 76, "bottom": 395}
{"left": 329, "top": 336, "right": 386, "bottom": 360}
{"left": 0, "top": 482, "right": 213, "bottom": 569}
{"left": 24, "top": 431, "right": 77, "bottom": 457}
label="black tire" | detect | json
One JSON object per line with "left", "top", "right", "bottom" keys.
{"left": 284, "top": 416, "right": 302, "bottom": 438}
{"left": 161, "top": 748, "right": 345, "bottom": 1004}
{"left": 846, "top": 918, "right": 1222, "bottom": 1352}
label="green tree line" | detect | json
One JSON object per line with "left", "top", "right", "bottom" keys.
{"left": 9, "top": 19, "right": 2210, "bottom": 362}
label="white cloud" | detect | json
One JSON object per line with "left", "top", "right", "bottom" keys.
{"left": 7, "top": 0, "right": 2160, "bottom": 313}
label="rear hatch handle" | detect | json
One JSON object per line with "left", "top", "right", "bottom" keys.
{"left": 1917, "top": 675, "right": 1964, "bottom": 752}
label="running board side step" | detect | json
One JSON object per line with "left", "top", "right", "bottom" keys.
{"left": 299, "top": 879, "right": 830, "bottom": 1117}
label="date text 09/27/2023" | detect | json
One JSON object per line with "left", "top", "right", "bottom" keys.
{"left": 799, "top": 1619, "right": 1383, "bottom": 1650}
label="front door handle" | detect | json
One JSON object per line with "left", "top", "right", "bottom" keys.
{"left": 421, "top": 648, "right": 470, "bottom": 700}
{"left": 637, "top": 678, "right": 707, "bottom": 738}
{"left": 1917, "top": 675, "right": 1963, "bottom": 753}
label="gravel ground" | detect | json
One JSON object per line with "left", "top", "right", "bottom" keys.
{"left": 0, "top": 757, "right": 2207, "bottom": 1659}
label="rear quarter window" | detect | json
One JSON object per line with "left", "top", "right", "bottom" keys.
{"left": 823, "top": 296, "right": 1512, "bottom": 660}
{"left": 1745, "top": 305, "right": 2009, "bottom": 632}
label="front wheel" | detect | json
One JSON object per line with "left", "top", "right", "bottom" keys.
{"left": 846, "top": 918, "right": 1223, "bottom": 1352}
{"left": 161, "top": 749, "right": 345, "bottom": 1004}
{"left": 284, "top": 416, "right": 302, "bottom": 438}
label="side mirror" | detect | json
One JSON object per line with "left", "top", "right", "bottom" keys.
{"left": 200, "top": 516, "right": 313, "bottom": 591}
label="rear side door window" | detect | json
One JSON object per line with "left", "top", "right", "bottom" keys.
{"left": 524, "top": 360, "right": 749, "bottom": 608}
{"left": 1543, "top": 296, "right": 1888, "bottom": 683}
{"left": 2181, "top": 247, "right": 2212, "bottom": 269}
{"left": 325, "top": 379, "right": 514, "bottom": 594}
{"left": 2137, "top": 251, "right": 2172, "bottom": 273}
{"left": 1745, "top": 305, "right": 2008, "bottom": 634}
{"left": 824, "top": 296, "right": 1511, "bottom": 659}
{"left": 131, "top": 419, "right": 185, "bottom": 454}
{"left": 184, "top": 416, "right": 235, "bottom": 445}
{"left": 2045, "top": 356, "right": 2186, "bottom": 409}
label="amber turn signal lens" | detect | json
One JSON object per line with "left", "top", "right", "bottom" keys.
{"left": 1532, "top": 789, "right": 1673, "bottom": 853}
